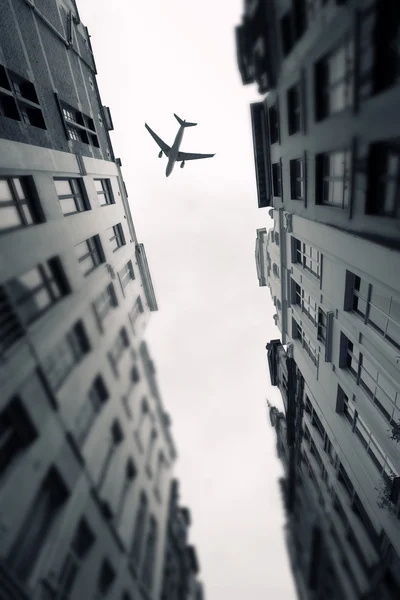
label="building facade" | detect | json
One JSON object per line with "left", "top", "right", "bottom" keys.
{"left": 0, "top": 1, "right": 202, "bottom": 600}
{"left": 237, "top": 2, "right": 400, "bottom": 597}
{"left": 267, "top": 339, "right": 400, "bottom": 600}
{"left": 237, "top": 0, "right": 400, "bottom": 249}
{"left": 161, "top": 480, "right": 204, "bottom": 600}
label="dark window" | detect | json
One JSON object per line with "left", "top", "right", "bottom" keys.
{"left": 272, "top": 163, "right": 281, "bottom": 197}
{"left": 141, "top": 516, "right": 158, "bottom": 590}
{"left": 94, "top": 179, "right": 114, "bottom": 206}
{"left": 115, "top": 458, "right": 136, "bottom": 525}
{"left": 109, "top": 223, "right": 125, "bottom": 251}
{"left": 42, "top": 321, "right": 90, "bottom": 391}
{"left": 75, "top": 376, "right": 109, "bottom": 447}
{"left": 293, "top": 0, "right": 307, "bottom": 39}
{"left": 0, "top": 397, "right": 37, "bottom": 481}
{"left": 366, "top": 141, "right": 400, "bottom": 218}
{"left": 281, "top": 12, "right": 294, "bottom": 57}
{"left": 131, "top": 493, "right": 148, "bottom": 565}
{"left": 318, "top": 308, "right": 327, "bottom": 343}
{"left": 54, "top": 178, "right": 89, "bottom": 215}
{"left": 119, "top": 260, "right": 135, "bottom": 291}
{"left": 97, "top": 559, "right": 116, "bottom": 597}
{"left": 6, "top": 257, "right": 69, "bottom": 326}
{"left": 316, "top": 150, "right": 351, "bottom": 208}
{"left": 61, "top": 102, "right": 99, "bottom": 147}
{"left": 0, "top": 287, "right": 25, "bottom": 358}
{"left": 268, "top": 105, "right": 279, "bottom": 144}
{"left": 359, "top": 3, "right": 400, "bottom": 100}
{"left": 57, "top": 519, "right": 95, "bottom": 600}
{"left": 109, "top": 327, "right": 129, "bottom": 368}
{"left": 75, "top": 235, "right": 104, "bottom": 276}
{"left": 0, "top": 177, "right": 43, "bottom": 233}
{"left": 8, "top": 468, "right": 68, "bottom": 581}
{"left": 315, "top": 38, "right": 354, "bottom": 120}
{"left": 93, "top": 283, "right": 118, "bottom": 330}
{"left": 0, "top": 65, "right": 46, "bottom": 129}
{"left": 287, "top": 84, "right": 302, "bottom": 135}
{"left": 290, "top": 158, "right": 305, "bottom": 199}
{"left": 130, "top": 296, "right": 144, "bottom": 332}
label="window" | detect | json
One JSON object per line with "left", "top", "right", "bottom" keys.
{"left": 108, "top": 223, "right": 125, "bottom": 251}
{"left": 339, "top": 333, "right": 400, "bottom": 427}
{"left": 57, "top": 519, "right": 95, "bottom": 600}
{"left": 93, "top": 284, "right": 118, "bottom": 330}
{"left": 349, "top": 273, "right": 400, "bottom": 351}
{"left": 115, "top": 459, "right": 136, "bottom": 525}
{"left": 292, "top": 237, "right": 321, "bottom": 279}
{"left": 0, "top": 65, "right": 46, "bottom": 128}
{"left": 96, "top": 559, "right": 116, "bottom": 598}
{"left": 0, "top": 177, "right": 43, "bottom": 233}
{"left": 6, "top": 258, "right": 69, "bottom": 326}
{"left": 54, "top": 178, "right": 89, "bottom": 215}
{"left": 290, "top": 159, "right": 305, "bottom": 200}
{"left": 94, "top": 179, "right": 114, "bottom": 206}
{"left": 281, "top": 12, "right": 294, "bottom": 56}
{"left": 358, "top": 3, "right": 400, "bottom": 100}
{"left": 315, "top": 38, "right": 354, "bottom": 120}
{"left": 130, "top": 296, "right": 144, "bottom": 332}
{"left": 287, "top": 84, "right": 302, "bottom": 135}
{"left": 75, "top": 376, "right": 109, "bottom": 447}
{"left": 294, "top": 282, "right": 318, "bottom": 326}
{"left": 109, "top": 327, "right": 129, "bottom": 369}
{"left": 119, "top": 260, "right": 135, "bottom": 291}
{"left": 97, "top": 420, "right": 124, "bottom": 490}
{"left": 317, "top": 308, "right": 327, "bottom": 343}
{"left": 0, "top": 397, "right": 37, "bottom": 481}
{"left": 145, "top": 430, "right": 157, "bottom": 475}
{"left": 268, "top": 104, "right": 279, "bottom": 144}
{"left": 316, "top": 150, "right": 351, "bottom": 208}
{"left": 75, "top": 235, "right": 104, "bottom": 276}
{"left": 293, "top": 319, "right": 318, "bottom": 365}
{"left": 272, "top": 163, "right": 281, "bottom": 197}
{"left": 0, "top": 287, "right": 25, "bottom": 358}
{"left": 61, "top": 102, "right": 99, "bottom": 147}
{"left": 8, "top": 468, "right": 68, "bottom": 582}
{"left": 141, "top": 516, "right": 158, "bottom": 590}
{"left": 366, "top": 141, "right": 400, "bottom": 218}
{"left": 42, "top": 321, "right": 90, "bottom": 391}
{"left": 131, "top": 492, "right": 148, "bottom": 565}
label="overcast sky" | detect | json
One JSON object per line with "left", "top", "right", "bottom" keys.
{"left": 79, "top": 1, "right": 296, "bottom": 598}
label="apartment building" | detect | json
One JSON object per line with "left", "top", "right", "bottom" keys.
{"left": 0, "top": 1, "right": 204, "bottom": 600}
{"left": 237, "top": 0, "right": 400, "bottom": 249}
{"left": 161, "top": 480, "right": 204, "bottom": 600}
{"left": 258, "top": 210, "right": 400, "bottom": 598}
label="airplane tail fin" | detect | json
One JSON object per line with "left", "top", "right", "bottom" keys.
{"left": 174, "top": 113, "right": 197, "bottom": 127}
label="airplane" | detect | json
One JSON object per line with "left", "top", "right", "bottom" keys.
{"left": 145, "top": 114, "right": 215, "bottom": 177}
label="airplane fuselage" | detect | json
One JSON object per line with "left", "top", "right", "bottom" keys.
{"left": 166, "top": 124, "right": 185, "bottom": 177}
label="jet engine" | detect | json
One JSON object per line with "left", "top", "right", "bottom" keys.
{"left": 158, "top": 151, "right": 163, "bottom": 158}
{"left": 180, "top": 161, "right": 185, "bottom": 169}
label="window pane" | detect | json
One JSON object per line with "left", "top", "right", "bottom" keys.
{"left": 330, "top": 83, "right": 347, "bottom": 112}
{"left": 329, "top": 47, "right": 347, "bottom": 83}
{"left": 60, "top": 197, "right": 77, "bottom": 215}
{"left": 55, "top": 180, "right": 72, "bottom": 196}
{"left": 0, "top": 180, "right": 12, "bottom": 202}
{"left": 94, "top": 179, "right": 104, "bottom": 192}
{"left": 75, "top": 241, "right": 89, "bottom": 261}
{"left": 13, "top": 179, "right": 25, "bottom": 200}
{"left": 0, "top": 206, "right": 21, "bottom": 230}
{"left": 370, "top": 289, "right": 390, "bottom": 313}
{"left": 19, "top": 289, "right": 52, "bottom": 323}
{"left": 21, "top": 203, "right": 34, "bottom": 225}
{"left": 18, "top": 267, "right": 43, "bottom": 291}
{"left": 387, "top": 319, "right": 400, "bottom": 350}
{"left": 375, "top": 386, "right": 394, "bottom": 421}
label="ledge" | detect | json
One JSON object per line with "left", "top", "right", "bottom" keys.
{"left": 135, "top": 244, "right": 158, "bottom": 311}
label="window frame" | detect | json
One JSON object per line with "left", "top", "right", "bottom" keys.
{"left": 366, "top": 142, "right": 400, "bottom": 219}
{"left": 0, "top": 176, "right": 43, "bottom": 233}
{"left": 268, "top": 104, "right": 279, "bottom": 145}
{"left": 109, "top": 223, "right": 126, "bottom": 252}
{"left": 93, "top": 283, "right": 118, "bottom": 331}
{"left": 60, "top": 101, "right": 99, "bottom": 147}
{"left": 315, "top": 37, "right": 354, "bottom": 121}
{"left": 54, "top": 177, "right": 89, "bottom": 216}
{"left": 75, "top": 235, "right": 104, "bottom": 277}
{"left": 287, "top": 83, "right": 302, "bottom": 135}
{"left": 119, "top": 260, "right": 135, "bottom": 292}
{"left": 94, "top": 178, "right": 114, "bottom": 206}
{"left": 292, "top": 237, "right": 321, "bottom": 280}
{"left": 290, "top": 158, "right": 305, "bottom": 200}
{"left": 316, "top": 150, "right": 352, "bottom": 209}
{"left": 0, "top": 65, "right": 46, "bottom": 129}
{"left": 272, "top": 162, "right": 282, "bottom": 197}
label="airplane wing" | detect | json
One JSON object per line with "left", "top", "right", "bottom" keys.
{"left": 145, "top": 124, "right": 171, "bottom": 157}
{"left": 177, "top": 151, "right": 215, "bottom": 161}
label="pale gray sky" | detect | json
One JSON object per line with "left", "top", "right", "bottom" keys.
{"left": 79, "top": 1, "right": 296, "bottom": 597}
